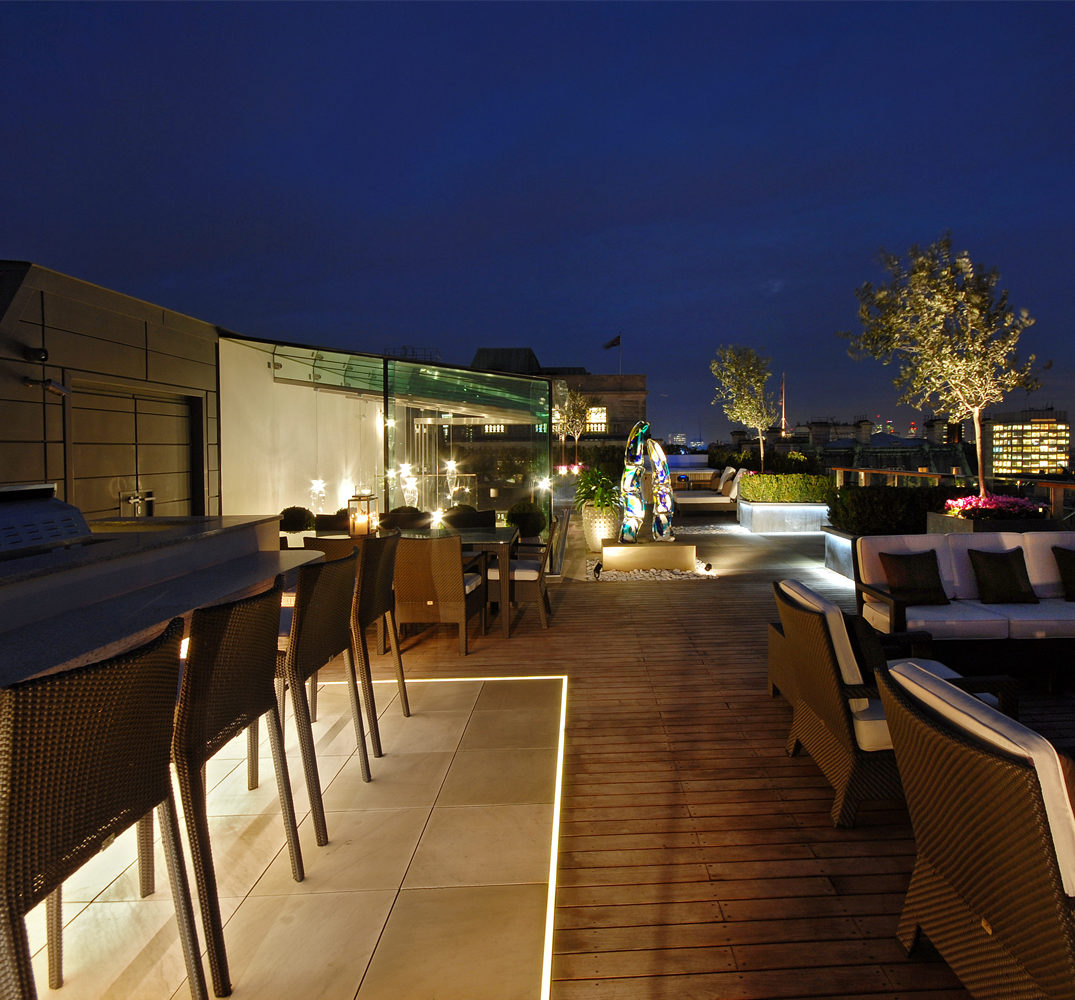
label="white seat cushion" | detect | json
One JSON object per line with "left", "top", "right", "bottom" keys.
{"left": 856, "top": 535, "right": 955, "bottom": 599}
{"left": 1020, "top": 531, "right": 1075, "bottom": 600}
{"left": 864, "top": 598, "right": 1010, "bottom": 639}
{"left": 889, "top": 659, "right": 1075, "bottom": 895}
{"left": 853, "top": 658, "right": 965, "bottom": 752}
{"left": 946, "top": 532, "right": 1025, "bottom": 600}
{"left": 778, "top": 579, "right": 863, "bottom": 685}
{"left": 1004, "top": 599, "right": 1075, "bottom": 639}
{"left": 463, "top": 572, "right": 482, "bottom": 595}
{"left": 488, "top": 558, "right": 542, "bottom": 582}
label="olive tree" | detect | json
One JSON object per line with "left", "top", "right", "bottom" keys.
{"left": 560, "top": 387, "right": 593, "bottom": 464}
{"left": 710, "top": 345, "right": 778, "bottom": 473}
{"left": 843, "top": 234, "right": 1040, "bottom": 498}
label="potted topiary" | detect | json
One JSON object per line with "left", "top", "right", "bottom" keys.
{"left": 279, "top": 505, "right": 315, "bottom": 533}
{"left": 506, "top": 499, "right": 547, "bottom": 540}
{"left": 574, "top": 468, "right": 621, "bottom": 552}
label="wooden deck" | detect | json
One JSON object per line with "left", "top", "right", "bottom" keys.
{"left": 371, "top": 521, "right": 1000, "bottom": 998}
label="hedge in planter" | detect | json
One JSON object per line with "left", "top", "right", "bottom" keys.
{"left": 827, "top": 485, "right": 967, "bottom": 536}
{"left": 737, "top": 474, "right": 837, "bottom": 505}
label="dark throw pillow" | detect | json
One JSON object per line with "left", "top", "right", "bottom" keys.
{"left": 967, "top": 547, "right": 1039, "bottom": 604}
{"left": 1052, "top": 546, "right": 1075, "bottom": 602}
{"left": 878, "top": 550, "right": 950, "bottom": 606}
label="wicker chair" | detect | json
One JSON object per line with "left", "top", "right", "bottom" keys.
{"left": 174, "top": 576, "right": 302, "bottom": 997}
{"left": 394, "top": 535, "right": 487, "bottom": 655}
{"left": 0, "top": 618, "right": 207, "bottom": 1000}
{"left": 487, "top": 517, "right": 557, "bottom": 628}
{"left": 278, "top": 550, "right": 367, "bottom": 847}
{"left": 304, "top": 534, "right": 410, "bottom": 757}
{"left": 878, "top": 659, "right": 1075, "bottom": 999}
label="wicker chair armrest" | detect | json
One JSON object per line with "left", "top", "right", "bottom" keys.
{"left": 856, "top": 581, "right": 907, "bottom": 632}
{"left": 949, "top": 673, "right": 1020, "bottom": 720}
{"left": 844, "top": 683, "right": 879, "bottom": 701}
{"left": 462, "top": 550, "right": 486, "bottom": 573}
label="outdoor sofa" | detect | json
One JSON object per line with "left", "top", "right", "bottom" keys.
{"left": 854, "top": 532, "right": 1075, "bottom": 671}
{"left": 673, "top": 467, "right": 745, "bottom": 514}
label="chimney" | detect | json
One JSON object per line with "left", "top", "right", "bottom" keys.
{"left": 855, "top": 419, "right": 873, "bottom": 446}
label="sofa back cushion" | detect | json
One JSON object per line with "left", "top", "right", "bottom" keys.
{"left": 889, "top": 659, "right": 1075, "bottom": 895}
{"left": 878, "top": 550, "right": 950, "bottom": 606}
{"left": 1020, "top": 531, "right": 1075, "bottom": 600}
{"left": 1052, "top": 546, "right": 1075, "bottom": 601}
{"left": 968, "top": 547, "right": 1039, "bottom": 604}
{"left": 856, "top": 535, "right": 954, "bottom": 598}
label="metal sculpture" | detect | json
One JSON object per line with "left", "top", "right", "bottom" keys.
{"left": 618, "top": 420, "right": 675, "bottom": 543}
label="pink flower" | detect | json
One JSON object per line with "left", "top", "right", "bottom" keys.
{"left": 944, "top": 493, "right": 1047, "bottom": 520}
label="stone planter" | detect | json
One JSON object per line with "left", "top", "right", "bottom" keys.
{"left": 738, "top": 500, "right": 830, "bottom": 533}
{"left": 822, "top": 526, "right": 856, "bottom": 579}
{"left": 925, "top": 512, "right": 1065, "bottom": 534}
{"left": 581, "top": 503, "right": 621, "bottom": 552}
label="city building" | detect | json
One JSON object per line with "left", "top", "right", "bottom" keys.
{"left": 983, "top": 407, "right": 1070, "bottom": 478}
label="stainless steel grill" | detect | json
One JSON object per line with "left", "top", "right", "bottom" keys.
{"left": 0, "top": 484, "right": 91, "bottom": 558}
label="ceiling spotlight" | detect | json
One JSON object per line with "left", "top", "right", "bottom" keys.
{"left": 593, "top": 561, "right": 602, "bottom": 579}
{"left": 23, "top": 346, "right": 48, "bottom": 363}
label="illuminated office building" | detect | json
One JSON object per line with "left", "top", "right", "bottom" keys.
{"left": 985, "top": 408, "right": 1070, "bottom": 477}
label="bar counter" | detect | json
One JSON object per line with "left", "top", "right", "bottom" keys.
{"left": 0, "top": 515, "right": 316, "bottom": 686}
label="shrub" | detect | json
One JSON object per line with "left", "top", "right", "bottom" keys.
{"left": 279, "top": 505, "right": 315, "bottom": 532}
{"left": 573, "top": 468, "right": 620, "bottom": 511}
{"left": 827, "top": 485, "right": 966, "bottom": 535}
{"left": 737, "top": 474, "right": 837, "bottom": 505}
{"left": 506, "top": 499, "right": 547, "bottom": 537}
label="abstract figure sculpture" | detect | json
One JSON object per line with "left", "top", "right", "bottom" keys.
{"left": 619, "top": 420, "right": 675, "bottom": 543}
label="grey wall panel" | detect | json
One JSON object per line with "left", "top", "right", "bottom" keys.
{"left": 0, "top": 442, "right": 45, "bottom": 482}
{"left": 138, "top": 444, "right": 191, "bottom": 476}
{"left": 45, "top": 328, "right": 146, "bottom": 379}
{"left": 44, "top": 295, "right": 146, "bottom": 347}
{"left": 3, "top": 400, "right": 47, "bottom": 441}
{"left": 147, "top": 350, "right": 216, "bottom": 391}
{"left": 148, "top": 323, "right": 217, "bottom": 366}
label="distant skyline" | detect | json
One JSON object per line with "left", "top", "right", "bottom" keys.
{"left": 2, "top": 1, "right": 1072, "bottom": 442}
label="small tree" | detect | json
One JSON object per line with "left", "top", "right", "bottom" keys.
{"left": 843, "top": 234, "right": 1041, "bottom": 499}
{"left": 561, "top": 388, "right": 592, "bottom": 464}
{"left": 710, "top": 345, "right": 778, "bottom": 472}
{"left": 552, "top": 379, "right": 569, "bottom": 466}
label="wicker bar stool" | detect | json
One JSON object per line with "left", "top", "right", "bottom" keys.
{"left": 0, "top": 618, "right": 207, "bottom": 1000}
{"left": 174, "top": 576, "right": 303, "bottom": 997}
{"left": 277, "top": 550, "right": 367, "bottom": 847}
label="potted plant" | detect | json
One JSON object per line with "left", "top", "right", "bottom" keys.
{"left": 279, "top": 505, "right": 315, "bottom": 533}
{"left": 506, "top": 499, "right": 547, "bottom": 539}
{"left": 574, "top": 468, "right": 621, "bottom": 552}
{"left": 926, "top": 492, "right": 1060, "bottom": 533}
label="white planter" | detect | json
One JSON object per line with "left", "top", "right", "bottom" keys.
{"left": 582, "top": 503, "right": 621, "bottom": 551}
{"left": 738, "top": 500, "right": 830, "bottom": 533}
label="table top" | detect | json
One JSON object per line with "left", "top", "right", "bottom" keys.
{"left": 0, "top": 548, "right": 319, "bottom": 688}
{"left": 399, "top": 526, "right": 520, "bottom": 546}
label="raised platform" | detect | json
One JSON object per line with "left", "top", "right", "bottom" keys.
{"left": 601, "top": 541, "right": 697, "bottom": 571}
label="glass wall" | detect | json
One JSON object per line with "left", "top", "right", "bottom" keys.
{"left": 219, "top": 337, "right": 551, "bottom": 524}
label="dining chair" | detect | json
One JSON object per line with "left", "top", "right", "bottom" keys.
{"left": 173, "top": 575, "right": 303, "bottom": 997}
{"left": 394, "top": 534, "right": 487, "bottom": 655}
{"left": 304, "top": 534, "right": 411, "bottom": 757}
{"left": 277, "top": 549, "right": 367, "bottom": 847}
{"left": 487, "top": 516, "right": 557, "bottom": 628}
{"left": 0, "top": 618, "right": 208, "bottom": 1000}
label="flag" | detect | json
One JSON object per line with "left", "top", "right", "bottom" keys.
{"left": 602, "top": 335, "right": 621, "bottom": 349}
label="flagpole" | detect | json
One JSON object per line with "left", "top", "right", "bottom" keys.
{"left": 618, "top": 337, "right": 622, "bottom": 375}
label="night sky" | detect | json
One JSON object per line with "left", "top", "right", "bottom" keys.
{"left": 3, "top": 1, "right": 1073, "bottom": 443}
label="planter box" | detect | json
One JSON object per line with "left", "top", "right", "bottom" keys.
{"left": 925, "top": 512, "right": 1065, "bottom": 534}
{"left": 738, "top": 500, "right": 830, "bottom": 533}
{"left": 822, "top": 527, "right": 856, "bottom": 579}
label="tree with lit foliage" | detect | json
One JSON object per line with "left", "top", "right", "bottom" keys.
{"left": 843, "top": 234, "right": 1041, "bottom": 499}
{"left": 552, "top": 379, "right": 569, "bottom": 466}
{"left": 710, "top": 345, "right": 778, "bottom": 473}
{"left": 561, "top": 387, "right": 593, "bottom": 465}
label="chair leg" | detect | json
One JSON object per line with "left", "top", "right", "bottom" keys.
{"left": 266, "top": 703, "right": 304, "bottom": 882}
{"left": 341, "top": 647, "right": 373, "bottom": 781}
{"left": 137, "top": 811, "right": 155, "bottom": 897}
{"left": 246, "top": 718, "right": 260, "bottom": 790}
{"left": 158, "top": 794, "right": 209, "bottom": 1000}
{"left": 288, "top": 671, "right": 330, "bottom": 846}
{"left": 385, "top": 611, "right": 410, "bottom": 717}
{"left": 176, "top": 761, "right": 230, "bottom": 997}
{"left": 352, "top": 632, "right": 382, "bottom": 757}
{"left": 47, "top": 886, "right": 62, "bottom": 989}
{"left": 459, "top": 615, "right": 468, "bottom": 655}
{"left": 308, "top": 669, "right": 318, "bottom": 723}
{"left": 537, "top": 586, "right": 549, "bottom": 628}
{"left": 0, "top": 896, "right": 36, "bottom": 1000}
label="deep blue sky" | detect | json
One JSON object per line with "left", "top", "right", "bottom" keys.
{"left": 3, "top": 1, "right": 1073, "bottom": 443}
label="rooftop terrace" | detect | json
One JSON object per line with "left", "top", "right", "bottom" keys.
{"left": 27, "top": 517, "right": 1075, "bottom": 998}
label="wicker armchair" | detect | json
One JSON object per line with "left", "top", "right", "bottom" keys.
{"left": 487, "top": 517, "right": 557, "bottom": 628}
{"left": 394, "top": 535, "right": 487, "bottom": 655}
{"left": 174, "top": 576, "right": 302, "bottom": 997}
{"left": 0, "top": 618, "right": 207, "bottom": 1000}
{"left": 277, "top": 550, "right": 366, "bottom": 847}
{"left": 878, "top": 660, "right": 1075, "bottom": 999}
